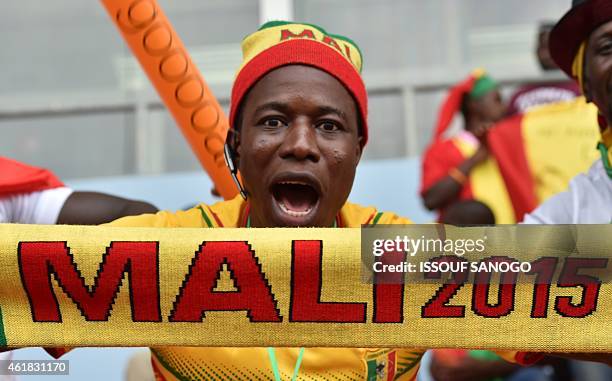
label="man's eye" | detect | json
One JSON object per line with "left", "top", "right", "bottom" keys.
{"left": 597, "top": 40, "right": 612, "bottom": 55}
{"left": 317, "top": 121, "right": 340, "bottom": 132}
{"left": 262, "top": 118, "right": 286, "bottom": 128}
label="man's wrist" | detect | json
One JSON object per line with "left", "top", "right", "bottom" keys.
{"left": 448, "top": 167, "right": 468, "bottom": 185}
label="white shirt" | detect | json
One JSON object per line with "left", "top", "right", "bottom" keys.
{"left": 0, "top": 187, "right": 73, "bottom": 224}
{"left": 523, "top": 160, "right": 612, "bottom": 224}
{"left": 0, "top": 186, "right": 73, "bottom": 377}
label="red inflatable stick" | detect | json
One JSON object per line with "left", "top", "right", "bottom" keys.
{"left": 101, "top": 0, "right": 238, "bottom": 199}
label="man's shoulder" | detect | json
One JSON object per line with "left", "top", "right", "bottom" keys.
{"left": 107, "top": 195, "right": 246, "bottom": 228}
{"left": 0, "top": 187, "right": 72, "bottom": 224}
{"left": 523, "top": 159, "right": 611, "bottom": 224}
{"left": 341, "top": 201, "right": 412, "bottom": 227}
{"left": 567, "top": 159, "right": 610, "bottom": 196}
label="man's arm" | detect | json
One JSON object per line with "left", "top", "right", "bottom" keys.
{"left": 422, "top": 145, "right": 488, "bottom": 210}
{"left": 56, "top": 191, "right": 157, "bottom": 225}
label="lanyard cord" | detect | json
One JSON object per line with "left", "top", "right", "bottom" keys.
{"left": 597, "top": 142, "right": 612, "bottom": 179}
{"left": 245, "top": 208, "right": 338, "bottom": 380}
{"left": 267, "top": 347, "right": 305, "bottom": 381}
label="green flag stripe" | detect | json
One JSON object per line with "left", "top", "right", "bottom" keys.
{"left": 0, "top": 305, "right": 6, "bottom": 346}
{"left": 372, "top": 212, "right": 384, "bottom": 225}
{"left": 0, "top": 307, "right": 6, "bottom": 347}
{"left": 150, "top": 349, "right": 191, "bottom": 381}
{"left": 366, "top": 359, "right": 377, "bottom": 381}
{"left": 198, "top": 206, "right": 215, "bottom": 228}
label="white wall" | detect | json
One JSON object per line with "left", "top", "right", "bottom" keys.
{"left": 0, "top": 0, "right": 572, "bottom": 179}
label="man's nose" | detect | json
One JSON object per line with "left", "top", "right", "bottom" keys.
{"left": 278, "top": 118, "right": 321, "bottom": 162}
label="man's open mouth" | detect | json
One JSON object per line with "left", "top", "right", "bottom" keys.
{"left": 271, "top": 180, "right": 320, "bottom": 218}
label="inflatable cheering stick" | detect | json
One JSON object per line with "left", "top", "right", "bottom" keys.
{"left": 101, "top": 0, "right": 238, "bottom": 199}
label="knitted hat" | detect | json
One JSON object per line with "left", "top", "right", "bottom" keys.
{"left": 432, "top": 69, "right": 498, "bottom": 141}
{"left": 229, "top": 21, "right": 368, "bottom": 147}
{"left": 549, "top": 0, "right": 612, "bottom": 83}
{"left": 549, "top": 0, "right": 612, "bottom": 130}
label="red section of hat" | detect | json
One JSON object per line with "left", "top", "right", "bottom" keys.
{"left": 229, "top": 39, "right": 368, "bottom": 147}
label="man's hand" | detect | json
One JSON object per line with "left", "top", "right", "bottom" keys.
{"left": 430, "top": 353, "right": 519, "bottom": 381}
{"left": 471, "top": 122, "right": 493, "bottom": 140}
{"left": 421, "top": 124, "right": 491, "bottom": 211}
{"left": 547, "top": 352, "right": 612, "bottom": 367}
{"left": 422, "top": 142, "right": 487, "bottom": 211}
{"left": 470, "top": 122, "right": 491, "bottom": 165}
{"left": 471, "top": 144, "right": 489, "bottom": 165}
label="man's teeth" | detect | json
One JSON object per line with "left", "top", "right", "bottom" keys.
{"left": 278, "top": 200, "right": 313, "bottom": 217}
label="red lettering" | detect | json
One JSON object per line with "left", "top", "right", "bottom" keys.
{"left": 169, "top": 241, "right": 281, "bottom": 322}
{"left": 373, "top": 250, "right": 405, "bottom": 323}
{"left": 554, "top": 258, "right": 606, "bottom": 318}
{"left": 290, "top": 240, "right": 366, "bottom": 322}
{"left": 344, "top": 44, "right": 355, "bottom": 65}
{"left": 527, "top": 257, "right": 558, "bottom": 318}
{"left": 373, "top": 284, "right": 404, "bottom": 323}
{"left": 280, "top": 28, "right": 316, "bottom": 41}
{"left": 472, "top": 257, "right": 518, "bottom": 318}
{"left": 322, "top": 35, "right": 342, "bottom": 52}
{"left": 18, "top": 241, "right": 160, "bottom": 322}
{"left": 422, "top": 256, "right": 469, "bottom": 318}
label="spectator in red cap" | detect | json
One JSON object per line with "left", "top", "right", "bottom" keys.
{"left": 524, "top": 0, "right": 612, "bottom": 225}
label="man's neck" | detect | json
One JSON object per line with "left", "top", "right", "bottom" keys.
{"left": 465, "top": 116, "right": 484, "bottom": 133}
{"left": 247, "top": 211, "right": 338, "bottom": 228}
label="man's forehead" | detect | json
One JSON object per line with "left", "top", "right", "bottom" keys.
{"left": 589, "top": 19, "right": 612, "bottom": 41}
{"left": 246, "top": 66, "right": 355, "bottom": 105}
{"left": 253, "top": 101, "right": 349, "bottom": 120}
{"left": 257, "top": 64, "right": 344, "bottom": 84}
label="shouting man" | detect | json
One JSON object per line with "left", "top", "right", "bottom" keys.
{"left": 99, "top": 22, "right": 536, "bottom": 380}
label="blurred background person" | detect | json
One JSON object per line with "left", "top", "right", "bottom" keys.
{"left": 420, "top": 70, "right": 507, "bottom": 223}
{"left": 506, "top": 21, "right": 580, "bottom": 116}
{"left": 440, "top": 200, "right": 495, "bottom": 225}
{"left": 429, "top": 349, "right": 572, "bottom": 381}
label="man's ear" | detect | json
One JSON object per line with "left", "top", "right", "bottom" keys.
{"left": 355, "top": 137, "right": 363, "bottom": 161}
{"left": 232, "top": 131, "right": 242, "bottom": 169}
{"left": 466, "top": 98, "right": 480, "bottom": 116}
{"left": 583, "top": 78, "right": 593, "bottom": 103}
{"left": 226, "top": 128, "right": 241, "bottom": 169}
{"left": 582, "top": 53, "right": 593, "bottom": 103}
